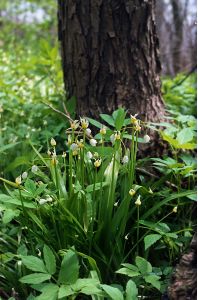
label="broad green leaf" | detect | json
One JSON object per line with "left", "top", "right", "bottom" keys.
{"left": 116, "top": 268, "right": 140, "bottom": 277}
{"left": 100, "top": 114, "right": 115, "bottom": 127}
{"left": 87, "top": 117, "right": 104, "bottom": 129}
{"left": 24, "top": 179, "right": 37, "bottom": 195}
{"left": 22, "top": 256, "right": 47, "bottom": 273}
{"left": 113, "top": 108, "right": 126, "bottom": 131}
{"left": 0, "top": 194, "right": 36, "bottom": 208}
{"left": 144, "top": 234, "right": 162, "bottom": 250}
{"left": 58, "top": 250, "right": 79, "bottom": 284}
{"left": 43, "top": 245, "right": 56, "bottom": 275}
{"left": 20, "top": 273, "right": 51, "bottom": 284}
{"left": 86, "top": 182, "right": 107, "bottom": 193}
{"left": 135, "top": 257, "right": 152, "bottom": 274}
{"left": 36, "top": 284, "right": 59, "bottom": 300}
{"left": 101, "top": 284, "right": 124, "bottom": 300}
{"left": 176, "top": 128, "right": 194, "bottom": 144}
{"left": 126, "top": 280, "right": 138, "bottom": 300}
{"left": 58, "top": 285, "right": 74, "bottom": 298}
{"left": 144, "top": 274, "right": 161, "bottom": 290}
{"left": 2, "top": 209, "right": 20, "bottom": 224}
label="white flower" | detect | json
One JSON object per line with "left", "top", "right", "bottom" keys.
{"left": 144, "top": 134, "right": 150, "bottom": 143}
{"left": 129, "top": 189, "right": 136, "bottom": 196}
{"left": 135, "top": 195, "right": 141, "bottom": 206}
{"left": 110, "top": 134, "right": 115, "bottom": 144}
{"left": 122, "top": 155, "right": 129, "bottom": 164}
{"left": 47, "top": 149, "right": 51, "bottom": 156}
{"left": 22, "top": 172, "right": 28, "bottom": 179}
{"left": 15, "top": 175, "right": 22, "bottom": 185}
{"left": 62, "top": 152, "right": 66, "bottom": 158}
{"left": 94, "top": 159, "right": 102, "bottom": 168}
{"left": 90, "top": 139, "right": 97, "bottom": 147}
{"left": 100, "top": 126, "right": 107, "bottom": 135}
{"left": 31, "top": 165, "right": 38, "bottom": 173}
{"left": 50, "top": 138, "right": 56, "bottom": 147}
{"left": 87, "top": 151, "right": 93, "bottom": 160}
{"left": 43, "top": 120, "right": 48, "bottom": 126}
{"left": 85, "top": 128, "right": 92, "bottom": 136}
{"left": 173, "top": 206, "right": 177, "bottom": 213}
{"left": 39, "top": 199, "right": 49, "bottom": 205}
{"left": 80, "top": 118, "right": 89, "bottom": 129}
{"left": 114, "top": 131, "right": 121, "bottom": 140}
{"left": 149, "top": 187, "right": 153, "bottom": 194}
{"left": 70, "top": 120, "right": 79, "bottom": 130}
{"left": 70, "top": 143, "right": 78, "bottom": 151}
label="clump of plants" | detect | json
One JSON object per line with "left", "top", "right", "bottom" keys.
{"left": 0, "top": 108, "right": 196, "bottom": 299}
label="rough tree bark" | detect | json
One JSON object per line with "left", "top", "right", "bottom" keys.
{"left": 57, "top": 0, "right": 165, "bottom": 124}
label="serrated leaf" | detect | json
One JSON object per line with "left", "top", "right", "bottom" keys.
{"left": 126, "top": 280, "right": 138, "bottom": 300}
{"left": 35, "top": 284, "right": 59, "bottom": 300}
{"left": 58, "top": 285, "right": 74, "bottom": 298}
{"left": 144, "top": 234, "right": 162, "bottom": 250}
{"left": 22, "top": 256, "right": 47, "bottom": 273}
{"left": 101, "top": 284, "right": 124, "bottom": 300}
{"left": 2, "top": 209, "right": 20, "bottom": 223}
{"left": 43, "top": 245, "right": 56, "bottom": 275}
{"left": 135, "top": 257, "right": 152, "bottom": 274}
{"left": 20, "top": 273, "right": 51, "bottom": 284}
{"left": 58, "top": 250, "right": 79, "bottom": 284}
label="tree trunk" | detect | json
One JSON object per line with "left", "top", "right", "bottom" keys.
{"left": 171, "top": 0, "right": 183, "bottom": 75}
{"left": 58, "top": 0, "right": 165, "bottom": 123}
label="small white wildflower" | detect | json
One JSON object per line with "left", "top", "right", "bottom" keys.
{"left": 135, "top": 195, "right": 141, "bottom": 206}
{"left": 90, "top": 138, "right": 97, "bottom": 147}
{"left": 47, "top": 149, "right": 51, "bottom": 156}
{"left": 143, "top": 134, "right": 150, "bottom": 143}
{"left": 62, "top": 152, "right": 66, "bottom": 158}
{"left": 72, "top": 150, "right": 78, "bottom": 156}
{"left": 173, "top": 206, "right": 177, "bottom": 213}
{"left": 46, "top": 195, "right": 53, "bottom": 202}
{"left": 87, "top": 151, "right": 93, "bottom": 160}
{"left": 70, "top": 120, "right": 79, "bottom": 130}
{"left": 122, "top": 155, "right": 129, "bottom": 164}
{"left": 70, "top": 143, "right": 78, "bottom": 151}
{"left": 129, "top": 189, "right": 136, "bottom": 196}
{"left": 31, "top": 128, "right": 36, "bottom": 132}
{"left": 80, "top": 118, "right": 89, "bottom": 129}
{"left": 50, "top": 138, "right": 56, "bottom": 147}
{"left": 26, "top": 133, "right": 30, "bottom": 139}
{"left": 135, "top": 124, "right": 141, "bottom": 132}
{"left": 85, "top": 128, "right": 92, "bottom": 136}
{"left": 110, "top": 134, "right": 115, "bottom": 144}
{"left": 149, "top": 187, "right": 153, "bottom": 194}
{"left": 94, "top": 159, "right": 102, "bottom": 168}
{"left": 114, "top": 201, "right": 119, "bottom": 207}
{"left": 22, "top": 172, "right": 28, "bottom": 180}
{"left": 130, "top": 114, "right": 138, "bottom": 125}
{"left": 37, "top": 249, "right": 42, "bottom": 257}
{"left": 31, "top": 165, "right": 38, "bottom": 173}
{"left": 125, "top": 233, "right": 129, "bottom": 240}
{"left": 114, "top": 131, "right": 121, "bottom": 140}
{"left": 15, "top": 175, "right": 22, "bottom": 186}
{"left": 39, "top": 199, "right": 49, "bottom": 205}
{"left": 100, "top": 126, "right": 107, "bottom": 135}
{"left": 43, "top": 120, "right": 48, "bottom": 126}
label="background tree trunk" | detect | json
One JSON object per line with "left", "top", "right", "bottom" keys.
{"left": 58, "top": 0, "right": 165, "bottom": 123}
{"left": 170, "top": 0, "right": 183, "bottom": 75}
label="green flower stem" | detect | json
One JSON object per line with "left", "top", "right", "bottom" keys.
{"left": 136, "top": 206, "right": 140, "bottom": 256}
